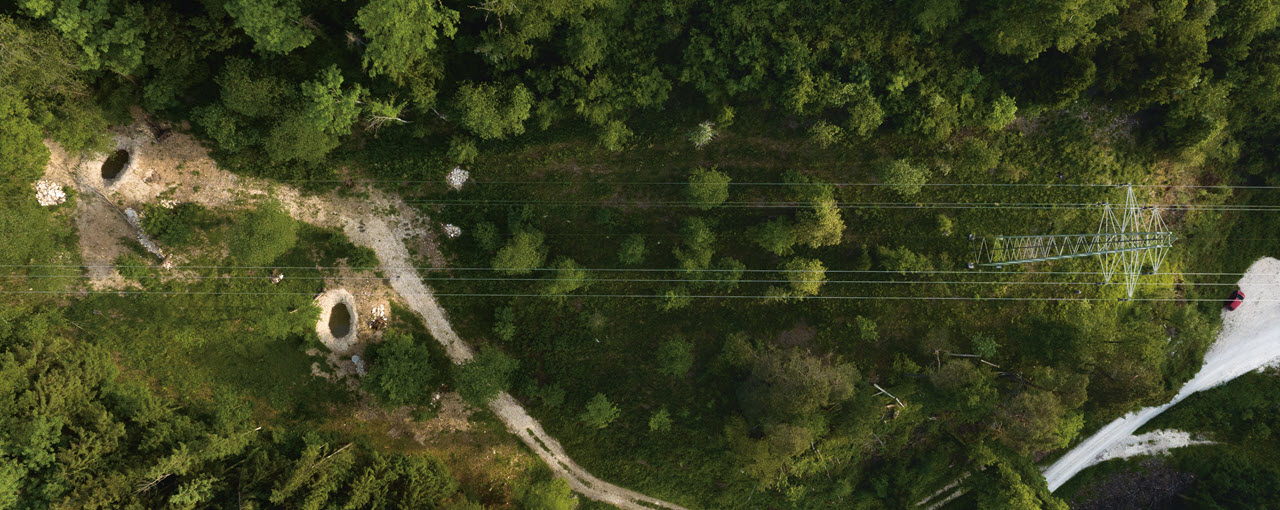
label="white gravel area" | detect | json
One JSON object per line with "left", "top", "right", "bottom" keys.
{"left": 1044, "top": 257, "right": 1280, "bottom": 492}
{"left": 1094, "top": 429, "right": 1213, "bottom": 464}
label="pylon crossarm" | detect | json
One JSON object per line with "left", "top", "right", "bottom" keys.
{"left": 978, "top": 243, "right": 1175, "bottom": 266}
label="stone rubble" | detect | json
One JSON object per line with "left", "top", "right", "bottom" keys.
{"left": 34, "top": 180, "right": 67, "bottom": 207}
{"left": 124, "top": 208, "right": 166, "bottom": 261}
{"left": 443, "top": 223, "right": 462, "bottom": 238}
{"left": 446, "top": 167, "right": 470, "bottom": 190}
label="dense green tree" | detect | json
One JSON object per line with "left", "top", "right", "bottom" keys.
{"left": 580, "top": 393, "right": 620, "bottom": 429}
{"left": 617, "top": 234, "right": 645, "bottom": 265}
{"left": 222, "top": 0, "right": 314, "bottom": 54}
{"left": 657, "top": 336, "right": 695, "bottom": 377}
{"left": 674, "top": 217, "right": 716, "bottom": 272}
{"left": 752, "top": 218, "right": 797, "bottom": 256}
{"left": 794, "top": 196, "right": 845, "bottom": 248}
{"left": 879, "top": 159, "right": 930, "bottom": 197}
{"left": 768, "top": 258, "right": 827, "bottom": 299}
{"left": 356, "top": 0, "right": 460, "bottom": 108}
{"left": 16, "top": 0, "right": 146, "bottom": 74}
{"left": 542, "top": 257, "right": 590, "bottom": 301}
{"left": 455, "top": 347, "right": 518, "bottom": 407}
{"left": 970, "top": 0, "right": 1123, "bottom": 60}
{"left": 228, "top": 201, "right": 298, "bottom": 266}
{"left": 995, "top": 390, "right": 1083, "bottom": 456}
{"left": 300, "top": 65, "right": 362, "bottom": 136}
{"left": 739, "top": 347, "right": 858, "bottom": 423}
{"left": 365, "top": 332, "right": 436, "bottom": 406}
{"left": 493, "top": 306, "right": 516, "bottom": 342}
{"left": 686, "top": 166, "right": 731, "bottom": 210}
{"left": 649, "top": 408, "right": 673, "bottom": 432}
{"left": 492, "top": 231, "right": 546, "bottom": 275}
{"left": 523, "top": 478, "right": 577, "bottom": 510}
{"left": 453, "top": 82, "right": 533, "bottom": 140}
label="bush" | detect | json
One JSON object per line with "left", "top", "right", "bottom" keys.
{"left": 541, "top": 257, "right": 589, "bottom": 301}
{"left": 492, "top": 231, "right": 546, "bottom": 275}
{"left": 493, "top": 306, "right": 516, "bottom": 342}
{"left": 686, "top": 166, "right": 730, "bottom": 210}
{"left": 364, "top": 332, "right": 436, "bottom": 406}
{"left": 455, "top": 347, "right": 518, "bottom": 407}
{"left": 522, "top": 478, "right": 576, "bottom": 510}
{"left": 688, "top": 120, "right": 716, "bottom": 148}
{"left": 879, "top": 159, "right": 929, "bottom": 197}
{"left": 657, "top": 336, "right": 695, "bottom": 377}
{"left": 856, "top": 316, "right": 878, "bottom": 343}
{"left": 618, "top": 234, "right": 645, "bottom": 265}
{"left": 810, "top": 120, "right": 842, "bottom": 148}
{"left": 142, "top": 203, "right": 206, "bottom": 247}
{"left": 580, "top": 393, "right": 620, "bottom": 429}
{"left": 649, "top": 408, "right": 673, "bottom": 432}
{"left": 114, "top": 252, "right": 152, "bottom": 281}
{"left": 473, "top": 222, "right": 500, "bottom": 252}
{"left": 228, "top": 201, "right": 298, "bottom": 266}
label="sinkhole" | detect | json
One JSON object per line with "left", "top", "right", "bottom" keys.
{"left": 328, "top": 303, "right": 352, "bottom": 338}
{"left": 101, "top": 149, "right": 131, "bottom": 180}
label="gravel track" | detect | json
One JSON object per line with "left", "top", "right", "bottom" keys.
{"left": 48, "top": 124, "right": 688, "bottom": 510}
{"left": 1043, "top": 257, "right": 1280, "bottom": 492}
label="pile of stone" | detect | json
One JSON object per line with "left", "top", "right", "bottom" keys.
{"left": 33, "top": 180, "right": 66, "bottom": 207}
{"left": 446, "top": 167, "right": 470, "bottom": 190}
{"left": 124, "top": 208, "right": 166, "bottom": 261}
{"left": 368, "top": 304, "right": 387, "bottom": 331}
{"left": 443, "top": 223, "right": 462, "bottom": 238}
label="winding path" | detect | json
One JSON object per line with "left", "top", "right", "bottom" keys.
{"left": 342, "top": 216, "right": 687, "bottom": 510}
{"left": 48, "top": 125, "right": 688, "bottom": 510}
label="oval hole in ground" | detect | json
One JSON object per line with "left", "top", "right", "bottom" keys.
{"left": 329, "top": 303, "right": 352, "bottom": 337}
{"left": 101, "top": 149, "right": 130, "bottom": 179}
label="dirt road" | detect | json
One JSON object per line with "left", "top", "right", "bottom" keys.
{"left": 1043, "top": 257, "right": 1280, "bottom": 492}
{"left": 46, "top": 124, "right": 689, "bottom": 510}
{"left": 342, "top": 216, "right": 688, "bottom": 510}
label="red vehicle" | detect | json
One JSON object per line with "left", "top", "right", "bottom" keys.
{"left": 1226, "top": 289, "right": 1245, "bottom": 310}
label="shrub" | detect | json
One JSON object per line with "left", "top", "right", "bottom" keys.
{"left": 142, "top": 203, "right": 206, "bottom": 247}
{"left": 228, "top": 201, "right": 298, "bottom": 266}
{"left": 688, "top": 120, "right": 716, "bottom": 148}
{"left": 365, "top": 332, "right": 435, "bottom": 406}
{"left": 879, "top": 159, "right": 930, "bottom": 197}
{"left": 455, "top": 347, "right": 518, "bottom": 407}
{"left": 580, "top": 393, "right": 620, "bottom": 429}
{"left": 492, "top": 231, "right": 546, "bottom": 275}
{"left": 657, "top": 336, "right": 695, "bottom": 377}
{"left": 649, "top": 408, "right": 673, "bottom": 432}
{"left": 686, "top": 166, "right": 730, "bottom": 210}
{"left": 618, "top": 234, "right": 645, "bottom": 265}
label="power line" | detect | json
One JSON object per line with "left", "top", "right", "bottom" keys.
{"left": 0, "top": 274, "right": 1234, "bottom": 286}
{"left": 9, "top": 174, "right": 1273, "bottom": 189}
{"left": 6, "top": 196, "right": 1277, "bottom": 212}
{"left": 0, "top": 289, "right": 1255, "bottom": 302}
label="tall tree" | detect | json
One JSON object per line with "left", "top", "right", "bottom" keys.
{"left": 222, "top": 0, "right": 314, "bottom": 54}
{"left": 356, "top": 0, "right": 460, "bottom": 108}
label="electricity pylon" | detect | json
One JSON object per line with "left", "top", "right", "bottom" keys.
{"left": 972, "top": 186, "right": 1175, "bottom": 298}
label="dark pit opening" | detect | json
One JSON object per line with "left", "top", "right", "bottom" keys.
{"left": 101, "top": 149, "right": 130, "bottom": 179}
{"left": 329, "top": 303, "right": 352, "bottom": 337}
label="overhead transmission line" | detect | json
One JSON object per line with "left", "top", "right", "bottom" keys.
{"left": 0, "top": 289, "right": 1261, "bottom": 302}
{"left": 4, "top": 174, "right": 1270, "bottom": 188}
{"left": 0, "top": 274, "right": 1233, "bottom": 286}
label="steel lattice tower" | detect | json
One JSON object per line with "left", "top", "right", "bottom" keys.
{"left": 973, "top": 186, "right": 1175, "bottom": 298}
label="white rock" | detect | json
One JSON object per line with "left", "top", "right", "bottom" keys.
{"left": 33, "top": 180, "right": 66, "bottom": 207}
{"left": 446, "top": 167, "right": 470, "bottom": 190}
{"left": 443, "top": 224, "right": 462, "bottom": 238}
